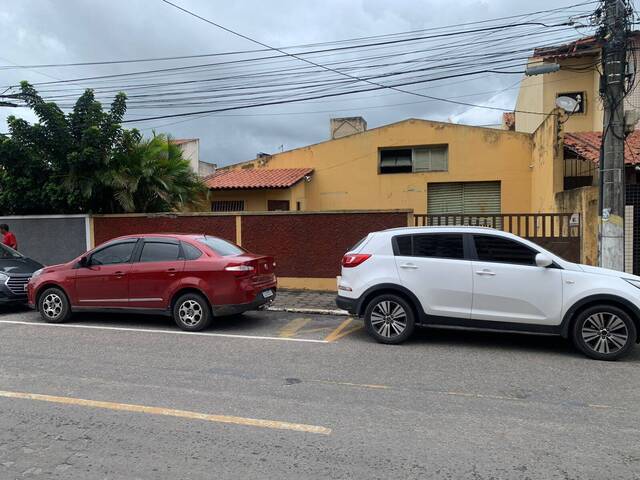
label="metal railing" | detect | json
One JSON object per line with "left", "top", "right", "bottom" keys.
{"left": 413, "top": 213, "right": 580, "bottom": 238}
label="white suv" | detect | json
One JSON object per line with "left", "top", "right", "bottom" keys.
{"left": 336, "top": 227, "right": 640, "bottom": 360}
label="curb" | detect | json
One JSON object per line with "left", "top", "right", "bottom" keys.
{"left": 267, "top": 306, "right": 350, "bottom": 316}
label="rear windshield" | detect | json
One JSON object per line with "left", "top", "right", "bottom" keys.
{"left": 349, "top": 236, "right": 368, "bottom": 252}
{"left": 196, "top": 236, "right": 245, "bottom": 256}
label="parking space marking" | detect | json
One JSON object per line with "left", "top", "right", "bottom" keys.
{"left": 0, "top": 390, "right": 331, "bottom": 435}
{"left": 278, "top": 317, "right": 311, "bottom": 338}
{"left": 0, "top": 320, "right": 328, "bottom": 344}
{"left": 324, "top": 318, "right": 362, "bottom": 342}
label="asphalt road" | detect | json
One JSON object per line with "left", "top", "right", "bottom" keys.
{"left": 0, "top": 307, "right": 639, "bottom": 479}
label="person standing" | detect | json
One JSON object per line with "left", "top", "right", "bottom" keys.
{"left": 0, "top": 224, "right": 18, "bottom": 250}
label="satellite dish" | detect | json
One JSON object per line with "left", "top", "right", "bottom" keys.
{"left": 556, "top": 96, "right": 579, "bottom": 114}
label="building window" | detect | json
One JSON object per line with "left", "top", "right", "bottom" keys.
{"left": 379, "top": 146, "right": 448, "bottom": 174}
{"left": 557, "top": 92, "right": 586, "bottom": 114}
{"left": 267, "top": 200, "right": 290, "bottom": 211}
{"left": 212, "top": 200, "right": 245, "bottom": 212}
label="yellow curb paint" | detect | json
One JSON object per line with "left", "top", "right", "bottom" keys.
{"left": 278, "top": 318, "right": 311, "bottom": 338}
{"left": 324, "top": 318, "right": 354, "bottom": 342}
{"left": 0, "top": 390, "right": 331, "bottom": 435}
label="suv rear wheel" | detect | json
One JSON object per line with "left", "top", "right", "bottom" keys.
{"left": 364, "top": 294, "right": 415, "bottom": 344}
{"left": 572, "top": 305, "right": 636, "bottom": 361}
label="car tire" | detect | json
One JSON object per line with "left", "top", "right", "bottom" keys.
{"left": 572, "top": 305, "right": 637, "bottom": 361}
{"left": 364, "top": 294, "right": 415, "bottom": 344}
{"left": 38, "top": 287, "right": 71, "bottom": 324}
{"left": 173, "top": 293, "right": 212, "bottom": 332}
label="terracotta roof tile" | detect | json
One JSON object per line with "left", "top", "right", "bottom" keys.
{"left": 205, "top": 168, "right": 313, "bottom": 190}
{"left": 564, "top": 131, "right": 640, "bottom": 165}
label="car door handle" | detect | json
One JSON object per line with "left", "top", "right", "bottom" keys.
{"left": 400, "top": 263, "right": 419, "bottom": 270}
{"left": 114, "top": 271, "right": 126, "bottom": 277}
{"left": 475, "top": 269, "right": 496, "bottom": 276}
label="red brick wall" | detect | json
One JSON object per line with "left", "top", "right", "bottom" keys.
{"left": 241, "top": 212, "right": 408, "bottom": 278}
{"left": 93, "top": 215, "right": 236, "bottom": 245}
{"left": 92, "top": 212, "right": 408, "bottom": 278}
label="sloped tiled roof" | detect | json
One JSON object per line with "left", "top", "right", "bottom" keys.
{"left": 564, "top": 131, "right": 640, "bottom": 165}
{"left": 205, "top": 168, "right": 314, "bottom": 190}
{"left": 533, "top": 32, "right": 640, "bottom": 60}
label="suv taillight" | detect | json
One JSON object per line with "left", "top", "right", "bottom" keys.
{"left": 341, "top": 253, "right": 371, "bottom": 268}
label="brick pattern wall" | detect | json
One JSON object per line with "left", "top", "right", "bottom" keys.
{"left": 92, "top": 212, "right": 409, "bottom": 278}
{"left": 241, "top": 213, "right": 408, "bottom": 278}
{"left": 93, "top": 215, "right": 237, "bottom": 245}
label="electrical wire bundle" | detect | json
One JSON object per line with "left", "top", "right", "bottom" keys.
{"left": 0, "top": 0, "right": 603, "bottom": 130}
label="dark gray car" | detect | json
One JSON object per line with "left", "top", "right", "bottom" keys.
{"left": 0, "top": 244, "right": 43, "bottom": 305}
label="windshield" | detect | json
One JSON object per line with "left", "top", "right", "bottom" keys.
{"left": 196, "top": 236, "right": 245, "bottom": 256}
{"left": 0, "top": 243, "right": 23, "bottom": 259}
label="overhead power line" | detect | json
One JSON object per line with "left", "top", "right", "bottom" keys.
{"left": 152, "top": 0, "right": 580, "bottom": 121}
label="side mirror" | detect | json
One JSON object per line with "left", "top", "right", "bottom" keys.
{"left": 78, "top": 256, "right": 89, "bottom": 268}
{"left": 535, "top": 253, "right": 553, "bottom": 268}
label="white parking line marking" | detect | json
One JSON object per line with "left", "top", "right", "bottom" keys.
{"left": 0, "top": 320, "right": 328, "bottom": 344}
{"left": 0, "top": 390, "right": 331, "bottom": 435}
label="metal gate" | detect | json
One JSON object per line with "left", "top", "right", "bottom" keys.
{"left": 414, "top": 212, "right": 581, "bottom": 263}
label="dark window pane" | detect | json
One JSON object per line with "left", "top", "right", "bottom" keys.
{"left": 139, "top": 242, "right": 180, "bottom": 263}
{"left": 474, "top": 235, "right": 536, "bottom": 265}
{"left": 182, "top": 242, "right": 202, "bottom": 260}
{"left": 412, "top": 234, "right": 464, "bottom": 259}
{"left": 91, "top": 242, "right": 136, "bottom": 266}
{"left": 197, "top": 236, "right": 244, "bottom": 256}
{"left": 394, "top": 235, "right": 412, "bottom": 256}
{"left": 380, "top": 149, "right": 412, "bottom": 174}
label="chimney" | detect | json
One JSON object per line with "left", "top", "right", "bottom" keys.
{"left": 330, "top": 116, "right": 367, "bottom": 139}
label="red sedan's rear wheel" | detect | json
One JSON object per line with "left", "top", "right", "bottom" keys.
{"left": 173, "top": 293, "right": 212, "bottom": 332}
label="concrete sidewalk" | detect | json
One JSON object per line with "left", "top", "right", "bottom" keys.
{"left": 269, "top": 289, "right": 347, "bottom": 315}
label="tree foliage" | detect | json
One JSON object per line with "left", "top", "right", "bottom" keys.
{"left": 0, "top": 82, "right": 206, "bottom": 214}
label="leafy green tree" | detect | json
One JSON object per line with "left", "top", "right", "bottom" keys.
{"left": 0, "top": 82, "right": 206, "bottom": 214}
{"left": 109, "top": 133, "right": 206, "bottom": 213}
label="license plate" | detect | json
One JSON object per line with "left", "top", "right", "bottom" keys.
{"left": 263, "top": 289, "right": 274, "bottom": 299}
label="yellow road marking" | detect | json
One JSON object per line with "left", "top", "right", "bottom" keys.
{"left": 278, "top": 317, "right": 312, "bottom": 338}
{"left": 0, "top": 390, "right": 331, "bottom": 435}
{"left": 324, "top": 318, "right": 362, "bottom": 342}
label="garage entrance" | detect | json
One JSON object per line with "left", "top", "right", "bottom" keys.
{"left": 427, "top": 181, "right": 501, "bottom": 215}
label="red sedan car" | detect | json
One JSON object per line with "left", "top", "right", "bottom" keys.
{"left": 27, "top": 234, "right": 277, "bottom": 331}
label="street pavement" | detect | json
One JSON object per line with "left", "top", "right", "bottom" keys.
{"left": 0, "top": 307, "right": 639, "bottom": 479}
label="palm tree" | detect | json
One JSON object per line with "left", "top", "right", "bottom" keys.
{"left": 109, "top": 133, "right": 207, "bottom": 213}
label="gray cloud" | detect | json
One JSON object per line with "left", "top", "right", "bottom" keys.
{"left": 1, "top": 0, "right": 581, "bottom": 165}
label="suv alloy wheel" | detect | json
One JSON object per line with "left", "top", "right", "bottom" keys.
{"left": 364, "top": 294, "right": 415, "bottom": 344}
{"left": 572, "top": 305, "right": 637, "bottom": 361}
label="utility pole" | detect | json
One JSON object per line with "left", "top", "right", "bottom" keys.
{"left": 599, "top": 0, "right": 630, "bottom": 271}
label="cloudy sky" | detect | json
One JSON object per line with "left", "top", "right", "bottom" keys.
{"left": 0, "top": 0, "right": 594, "bottom": 166}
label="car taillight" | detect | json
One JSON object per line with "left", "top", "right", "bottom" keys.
{"left": 341, "top": 253, "right": 371, "bottom": 268}
{"left": 225, "top": 263, "right": 255, "bottom": 276}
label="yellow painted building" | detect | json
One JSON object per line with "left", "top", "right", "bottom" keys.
{"left": 208, "top": 118, "right": 554, "bottom": 216}
{"left": 204, "top": 34, "right": 640, "bottom": 271}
